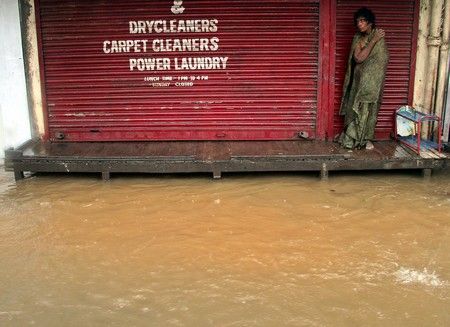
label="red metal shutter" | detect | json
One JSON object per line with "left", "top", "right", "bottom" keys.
{"left": 38, "top": 0, "right": 320, "bottom": 142}
{"left": 333, "top": 0, "right": 417, "bottom": 139}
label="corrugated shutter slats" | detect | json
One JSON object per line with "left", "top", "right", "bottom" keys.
{"left": 39, "top": 0, "right": 320, "bottom": 141}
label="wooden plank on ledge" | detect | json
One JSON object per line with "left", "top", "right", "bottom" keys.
{"left": 428, "top": 148, "right": 447, "bottom": 158}
{"left": 420, "top": 150, "right": 435, "bottom": 159}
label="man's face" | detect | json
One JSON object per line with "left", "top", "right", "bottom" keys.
{"left": 356, "top": 17, "right": 372, "bottom": 33}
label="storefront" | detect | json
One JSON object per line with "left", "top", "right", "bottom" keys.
{"left": 35, "top": 0, "right": 418, "bottom": 142}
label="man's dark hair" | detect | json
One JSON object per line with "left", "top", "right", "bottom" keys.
{"left": 354, "top": 7, "right": 376, "bottom": 29}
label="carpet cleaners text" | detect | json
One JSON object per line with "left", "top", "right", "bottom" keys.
{"left": 102, "top": 19, "right": 228, "bottom": 71}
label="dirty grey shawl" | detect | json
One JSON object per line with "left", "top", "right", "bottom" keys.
{"left": 339, "top": 29, "right": 389, "bottom": 149}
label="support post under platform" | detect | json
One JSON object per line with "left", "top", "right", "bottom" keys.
{"left": 102, "top": 171, "right": 111, "bottom": 181}
{"left": 320, "top": 163, "right": 329, "bottom": 181}
{"left": 422, "top": 168, "right": 432, "bottom": 180}
{"left": 213, "top": 169, "right": 222, "bottom": 179}
{"left": 14, "top": 170, "right": 24, "bottom": 181}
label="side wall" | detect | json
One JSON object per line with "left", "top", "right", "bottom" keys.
{"left": 413, "top": 0, "right": 450, "bottom": 118}
{"left": 0, "top": 0, "right": 31, "bottom": 158}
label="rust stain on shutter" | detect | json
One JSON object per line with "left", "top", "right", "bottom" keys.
{"left": 39, "top": 0, "right": 320, "bottom": 141}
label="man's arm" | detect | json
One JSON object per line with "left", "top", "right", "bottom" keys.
{"left": 354, "top": 29, "right": 385, "bottom": 63}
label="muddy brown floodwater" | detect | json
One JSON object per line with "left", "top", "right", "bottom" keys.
{"left": 0, "top": 168, "right": 449, "bottom": 326}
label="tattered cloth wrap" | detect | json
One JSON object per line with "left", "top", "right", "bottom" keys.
{"left": 339, "top": 29, "right": 389, "bottom": 149}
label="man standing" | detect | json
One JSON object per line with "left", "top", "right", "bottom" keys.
{"left": 339, "top": 7, "right": 389, "bottom": 150}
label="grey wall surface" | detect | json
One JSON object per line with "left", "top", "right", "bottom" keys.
{"left": 0, "top": 0, "right": 31, "bottom": 158}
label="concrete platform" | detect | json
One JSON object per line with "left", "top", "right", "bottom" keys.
{"left": 4, "top": 139, "right": 449, "bottom": 181}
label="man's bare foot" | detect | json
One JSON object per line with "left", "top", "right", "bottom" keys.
{"left": 366, "top": 141, "right": 374, "bottom": 150}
